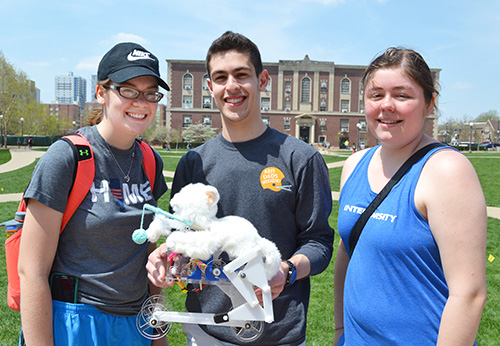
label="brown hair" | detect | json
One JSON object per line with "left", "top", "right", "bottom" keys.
{"left": 362, "top": 47, "right": 439, "bottom": 108}
{"left": 205, "top": 31, "right": 263, "bottom": 77}
{"left": 85, "top": 79, "right": 111, "bottom": 126}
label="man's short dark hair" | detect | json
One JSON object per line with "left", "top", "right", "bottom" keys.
{"left": 206, "top": 31, "right": 263, "bottom": 77}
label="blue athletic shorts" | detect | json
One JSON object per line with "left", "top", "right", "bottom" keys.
{"left": 51, "top": 300, "right": 151, "bottom": 345}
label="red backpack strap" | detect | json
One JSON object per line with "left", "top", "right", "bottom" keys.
{"left": 17, "top": 199, "right": 26, "bottom": 213}
{"left": 137, "top": 140, "right": 157, "bottom": 189}
{"left": 60, "top": 134, "right": 95, "bottom": 232}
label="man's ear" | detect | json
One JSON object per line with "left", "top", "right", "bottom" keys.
{"left": 207, "top": 77, "right": 214, "bottom": 97}
{"left": 259, "top": 69, "right": 270, "bottom": 92}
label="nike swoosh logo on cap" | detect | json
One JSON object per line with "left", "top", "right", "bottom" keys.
{"left": 127, "top": 51, "right": 155, "bottom": 61}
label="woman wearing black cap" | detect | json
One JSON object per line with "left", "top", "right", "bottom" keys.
{"left": 18, "top": 42, "right": 169, "bottom": 345}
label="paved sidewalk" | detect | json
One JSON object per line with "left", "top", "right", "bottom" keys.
{"left": 0, "top": 148, "right": 45, "bottom": 173}
{"left": 1, "top": 149, "right": 499, "bottom": 220}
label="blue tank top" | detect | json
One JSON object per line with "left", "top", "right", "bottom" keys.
{"left": 337, "top": 145, "right": 473, "bottom": 345}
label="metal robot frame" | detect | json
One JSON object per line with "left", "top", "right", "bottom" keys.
{"left": 136, "top": 205, "right": 274, "bottom": 342}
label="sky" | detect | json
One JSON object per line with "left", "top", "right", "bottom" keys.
{"left": 1, "top": 0, "right": 499, "bottom": 123}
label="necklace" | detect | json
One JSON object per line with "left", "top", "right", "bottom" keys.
{"left": 105, "top": 141, "right": 135, "bottom": 182}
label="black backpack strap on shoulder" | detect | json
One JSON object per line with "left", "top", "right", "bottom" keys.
{"left": 348, "top": 142, "right": 447, "bottom": 257}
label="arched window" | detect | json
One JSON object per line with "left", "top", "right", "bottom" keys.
{"left": 202, "top": 74, "right": 209, "bottom": 90}
{"left": 183, "top": 73, "right": 193, "bottom": 89}
{"left": 301, "top": 77, "right": 311, "bottom": 102}
{"left": 341, "top": 78, "right": 350, "bottom": 94}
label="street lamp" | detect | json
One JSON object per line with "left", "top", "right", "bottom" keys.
{"left": 72, "top": 121, "right": 77, "bottom": 131}
{"left": 20, "top": 117, "right": 24, "bottom": 138}
{"left": 0, "top": 114, "right": 3, "bottom": 147}
{"left": 356, "top": 122, "right": 363, "bottom": 151}
{"left": 469, "top": 122, "right": 474, "bottom": 153}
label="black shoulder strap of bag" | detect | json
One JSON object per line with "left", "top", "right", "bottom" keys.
{"left": 348, "top": 142, "right": 447, "bottom": 256}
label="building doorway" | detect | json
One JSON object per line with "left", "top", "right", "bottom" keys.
{"left": 300, "top": 126, "right": 310, "bottom": 143}
{"left": 295, "top": 113, "right": 316, "bottom": 144}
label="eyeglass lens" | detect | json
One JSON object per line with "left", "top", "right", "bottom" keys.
{"left": 108, "top": 85, "right": 163, "bottom": 102}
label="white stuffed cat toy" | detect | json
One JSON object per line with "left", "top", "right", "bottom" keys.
{"left": 134, "top": 183, "right": 282, "bottom": 280}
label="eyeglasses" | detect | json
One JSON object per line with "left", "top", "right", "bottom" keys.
{"left": 104, "top": 85, "right": 164, "bottom": 103}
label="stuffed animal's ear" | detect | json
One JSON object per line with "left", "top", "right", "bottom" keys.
{"left": 204, "top": 185, "right": 220, "bottom": 207}
{"left": 206, "top": 190, "right": 217, "bottom": 206}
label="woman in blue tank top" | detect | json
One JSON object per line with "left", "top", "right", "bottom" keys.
{"left": 334, "top": 48, "right": 487, "bottom": 345}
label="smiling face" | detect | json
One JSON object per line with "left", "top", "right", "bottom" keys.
{"left": 207, "top": 50, "right": 269, "bottom": 140}
{"left": 96, "top": 75, "right": 159, "bottom": 148}
{"left": 364, "top": 67, "right": 434, "bottom": 148}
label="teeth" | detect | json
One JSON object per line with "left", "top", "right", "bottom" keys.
{"left": 380, "top": 120, "right": 399, "bottom": 124}
{"left": 128, "top": 112, "right": 146, "bottom": 119}
{"left": 226, "top": 97, "right": 244, "bottom": 104}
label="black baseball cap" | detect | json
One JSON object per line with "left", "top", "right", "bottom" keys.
{"left": 97, "top": 42, "right": 170, "bottom": 91}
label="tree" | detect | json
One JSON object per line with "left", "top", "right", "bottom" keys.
{"left": 181, "top": 123, "right": 217, "bottom": 143}
{"left": 170, "top": 128, "right": 183, "bottom": 150}
{"left": 0, "top": 51, "right": 63, "bottom": 142}
{"left": 475, "top": 110, "right": 499, "bottom": 123}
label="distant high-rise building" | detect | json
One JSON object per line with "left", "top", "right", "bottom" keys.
{"left": 55, "top": 72, "right": 87, "bottom": 110}
{"left": 28, "top": 80, "right": 40, "bottom": 103}
{"left": 90, "top": 74, "right": 97, "bottom": 101}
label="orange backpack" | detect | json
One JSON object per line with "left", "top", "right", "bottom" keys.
{"left": 4, "top": 133, "right": 157, "bottom": 311}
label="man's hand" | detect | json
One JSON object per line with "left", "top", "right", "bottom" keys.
{"left": 254, "top": 261, "right": 288, "bottom": 305}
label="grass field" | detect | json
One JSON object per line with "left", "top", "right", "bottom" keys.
{"left": 0, "top": 148, "right": 499, "bottom": 345}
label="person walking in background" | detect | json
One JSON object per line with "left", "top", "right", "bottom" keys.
{"left": 18, "top": 42, "right": 169, "bottom": 345}
{"left": 334, "top": 47, "right": 487, "bottom": 345}
{"left": 147, "top": 31, "right": 334, "bottom": 346}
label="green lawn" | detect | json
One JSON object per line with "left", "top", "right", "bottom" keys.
{"left": 0, "top": 149, "right": 12, "bottom": 165}
{"left": 0, "top": 150, "right": 499, "bottom": 345}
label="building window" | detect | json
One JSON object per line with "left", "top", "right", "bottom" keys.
{"left": 183, "top": 115, "right": 192, "bottom": 128}
{"left": 183, "top": 73, "right": 193, "bottom": 90}
{"left": 203, "top": 115, "right": 212, "bottom": 126}
{"left": 358, "top": 120, "right": 367, "bottom": 131}
{"left": 341, "top": 100, "right": 349, "bottom": 113}
{"left": 285, "top": 80, "right": 291, "bottom": 93}
{"left": 359, "top": 100, "right": 364, "bottom": 114}
{"left": 321, "top": 82, "right": 327, "bottom": 93}
{"left": 261, "top": 97, "right": 270, "bottom": 111}
{"left": 301, "top": 77, "right": 311, "bottom": 102}
{"left": 359, "top": 81, "right": 364, "bottom": 95}
{"left": 203, "top": 96, "right": 212, "bottom": 108}
{"left": 183, "top": 95, "right": 192, "bottom": 108}
{"left": 340, "top": 119, "right": 349, "bottom": 132}
{"left": 284, "top": 118, "right": 290, "bottom": 131}
{"left": 341, "top": 78, "right": 350, "bottom": 94}
{"left": 284, "top": 97, "right": 291, "bottom": 111}
{"left": 262, "top": 117, "right": 270, "bottom": 126}
{"left": 265, "top": 77, "right": 271, "bottom": 92}
{"left": 202, "top": 74, "right": 209, "bottom": 90}
{"left": 320, "top": 101, "right": 326, "bottom": 111}
{"left": 320, "top": 119, "right": 326, "bottom": 131}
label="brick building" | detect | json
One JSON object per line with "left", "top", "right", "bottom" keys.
{"left": 166, "top": 56, "right": 440, "bottom": 148}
